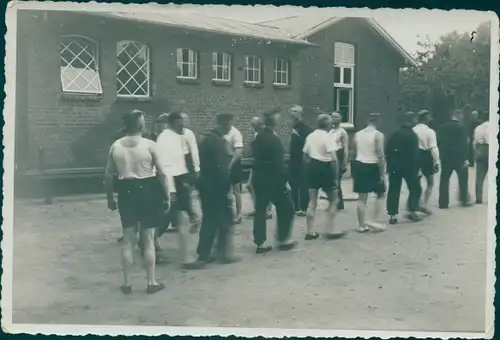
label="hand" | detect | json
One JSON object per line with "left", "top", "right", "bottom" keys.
{"left": 433, "top": 163, "right": 440, "bottom": 174}
{"left": 379, "top": 176, "right": 385, "bottom": 184}
{"left": 107, "top": 199, "right": 117, "bottom": 211}
{"left": 463, "top": 160, "right": 469, "bottom": 168}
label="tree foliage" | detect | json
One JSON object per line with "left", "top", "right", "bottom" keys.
{"left": 398, "top": 22, "right": 491, "bottom": 127}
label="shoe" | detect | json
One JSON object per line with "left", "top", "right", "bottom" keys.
{"left": 117, "top": 236, "right": 124, "bottom": 243}
{"left": 324, "top": 232, "right": 347, "bottom": 240}
{"left": 182, "top": 261, "right": 207, "bottom": 270}
{"left": 278, "top": 241, "right": 297, "bottom": 251}
{"left": 304, "top": 232, "right": 320, "bottom": 241}
{"left": 265, "top": 212, "right": 273, "bottom": 220}
{"left": 120, "top": 284, "right": 132, "bottom": 295}
{"left": 406, "top": 212, "right": 422, "bottom": 222}
{"left": 256, "top": 245, "right": 272, "bottom": 254}
{"left": 461, "top": 202, "right": 474, "bottom": 208}
{"left": 439, "top": 205, "right": 448, "bottom": 209}
{"left": 295, "top": 211, "right": 306, "bottom": 217}
{"left": 476, "top": 200, "right": 483, "bottom": 204}
{"left": 356, "top": 226, "right": 370, "bottom": 233}
{"left": 146, "top": 283, "right": 165, "bottom": 294}
{"left": 199, "top": 255, "right": 217, "bottom": 264}
{"left": 419, "top": 207, "right": 433, "bottom": 215}
{"left": 366, "top": 222, "right": 387, "bottom": 232}
{"left": 389, "top": 216, "right": 398, "bottom": 225}
{"left": 232, "top": 216, "right": 243, "bottom": 225}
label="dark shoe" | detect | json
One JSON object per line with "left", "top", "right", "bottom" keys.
{"left": 117, "top": 236, "right": 124, "bottom": 243}
{"left": 295, "top": 211, "right": 306, "bottom": 217}
{"left": 256, "top": 245, "right": 272, "bottom": 254}
{"left": 324, "top": 232, "right": 347, "bottom": 240}
{"left": 304, "top": 232, "right": 320, "bottom": 241}
{"left": 389, "top": 216, "right": 398, "bottom": 225}
{"left": 265, "top": 212, "right": 273, "bottom": 220}
{"left": 120, "top": 284, "right": 132, "bottom": 295}
{"left": 182, "top": 260, "right": 208, "bottom": 270}
{"left": 419, "top": 207, "right": 433, "bottom": 215}
{"left": 406, "top": 212, "right": 422, "bottom": 222}
{"left": 476, "top": 200, "right": 483, "bottom": 204}
{"left": 199, "top": 255, "right": 217, "bottom": 264}
{"left": 232, "top": 216, "right": 243, "bottom": 225}
{"left": 439, "top": 205, "right": 448, "bottom": 209}
{"left": 218, "top": 256, "right": 240, "bottom": 265}
{"left": 461, "top": 202, "right": 474, "bottom": 207}
{"left": 146, "top": 283, "right": 165, "bottom": 294}
{"left": 278, "top": 241, "right": 297, "bottom": 251}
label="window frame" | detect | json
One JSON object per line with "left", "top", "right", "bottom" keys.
{"left": 333, "top": 42, "right": 355, "bottom": 124}
{"left": 244, "top": 55, "right": 263, "bottom": 84}
{"left": 273, "top": 58, "right": 290, "bottom": 86}
{"left": 177, "top": 48, "right": 199, "bottom": 80}
{"left": 212, "top": 52, "right": 232, "bottom": 82}
{"left": 60, "top": 35, "right": 103, "bottom": 95}
{"left": 116, "top": 40, "right": 151, "bottom": 99}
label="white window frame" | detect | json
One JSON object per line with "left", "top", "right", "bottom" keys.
{"left": 273, "top": 58, "right": 290, "bottom": 86}
{"left": 334, "top": 42, "right": 355, "bottom": 124}
{"left": 116, "top": 40, "right": 151, "bottom": 98}
{"left": 60, "top": 35, "right": 103, "bottom": 95}
{"left": 212, "top": 52, "right": 232, "bottom": 81}
{"left": 177, "top": 48, "right": 198, "bottom": 79}
{"left": 244, "top": 55, "right": 262, "bottom": 84}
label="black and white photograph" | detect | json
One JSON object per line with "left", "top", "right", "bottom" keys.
{"left": 2, "top": 1, "right": 498, "bottom": 338}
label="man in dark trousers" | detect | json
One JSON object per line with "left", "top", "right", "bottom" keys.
{"left": 437, "top": 109, "right": 472, "bottom": 209}
{"left": 385, "top": 111, "right": 422, "bottom": 224}
{"left": 289, "top": 105, "right": 312, "bottom": 216}
{"left": 252, "top": 108, "right": 296, "bottom": 254}
{"left": 185, "top": 113, "right": 237, "bottom": 269}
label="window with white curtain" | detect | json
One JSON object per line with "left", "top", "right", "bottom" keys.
{"left": 212, "top": 52, "right": 232, "bottom": 81}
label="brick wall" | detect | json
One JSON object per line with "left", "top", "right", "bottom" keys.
{"left": 16, "top": 10, "right": 304, "bottom": 171}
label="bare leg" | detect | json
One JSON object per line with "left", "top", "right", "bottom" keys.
{"left": 357, "top": 193, "right": 369, "bottom": 231}
{"left": 306, "top": 189, "right": 318, "bottom": 235}
{"left": 324, "top": 189, "right": 340, "bottom": 234}
{"left": 141, "top": 228, "right": 158, "bottom": 286}
{"left": 372, "top": 194, "right": 383, "bottom": 222}
{"left": 233, "top": 184, "right": 242, "bottom": 220}
{"left": 422, "top": 175, "right": 434, "bottom": 207}
{"left": 121, "top": 227, "right": 136, "bottom": 288}
{"left": 177, "top": 211, "right": 194, "bottom": 265}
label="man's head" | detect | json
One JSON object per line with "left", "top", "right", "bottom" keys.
{"left": 365, "top": 112, "right": 381, "bottom": 126}
{"left": 331, "top": 111, "right": 342, "bottom": 127}
{"left": 452, "top": 109, "right": 464, "bottom": 122}
{"left": 250, "top": 116, "right": 264, "bottom": 133}
{"left": 317, "top": 113, "right": 333, "bottom": 131}
{"left": 402, "top": 111, "right": 417, "bottom": 127}
{"left": 471, "top": 110, "right": 479, "bottom": 120}
{"left": 155, "top": 113, "right": 170, "bottom": 134}
{"left": 263, "top": 107, "right": 281, "bottom": 127}
{"left": 123, "top": 109, "right": 146, "bottom": 135}
{"left": 290, "top": 105, "right": 303, "bottom": 124}
{"left": 417, "top": 109, "right": 432, "bottom": 124}
{"left": 180, "top": 112, "right": 191, "bottom": 129}
{"left": 215, "top": 112, "right": 234, "bottom": 134}
{"left": 167, "top": 111, "right": 184, "bottom": 132}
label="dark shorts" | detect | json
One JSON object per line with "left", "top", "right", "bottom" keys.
{"left": 419, "top": 149, "right": 434, "bottom": 177}
{"left": 352, "top": 161, "right": 385, "bottom": 196}
{"left": 307, "top": 158, "right": 337, "bottom": 192}
{"left": 230, "top": 161, "right": 245, "bottom": 185}
{"left": 172, "top": 173, "right": 193, "bottom": 213}
{"left": 117, "top": 177, "right": 163, "bottom": 229}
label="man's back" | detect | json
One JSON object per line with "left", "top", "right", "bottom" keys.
{"left": 111, "top": 136, "right": 156, "bottom": 180}
{"left": 199, "top": 129, "right": 230, "bottom": 181}
{"left": 252, "top": 127, "right": 287, "bottom": 185}
{"left": 438, "top": 120, "right": 467, "bottom": 163}
{"left": 386, "top": 127, "right": 419, "bottom": 172}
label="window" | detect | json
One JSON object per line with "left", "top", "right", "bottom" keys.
{"left": 60, "top": 36, "right": 102, "bottom": 94}
{"left": 177, "top": 48, "right": 198, "bottom": 79}
{"left": 212, "top": 52, "right": 232, "bottom": 81}
{"left": 244, "top": 56, "right": 262, "bottom": 84}
{"left": 334, "top": 42, "right": 355, "bottom": 123}
{"left": 273, "top": 58, "right": 290, "bottom": 85}
{"left": 116, "top": 41, "right": 150, "bottom": 97}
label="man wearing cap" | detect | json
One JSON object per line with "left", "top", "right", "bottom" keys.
{"left": 105, "top": 109, "right": 168, "bottom": 294}
{"left": 252, "top": 107, "right": 296, "bottom": 254}
{"left": 413, "top": 110, "right": 440, "bottom": 214}
{"left": 329, "top": 111, "right": 349, "bottom": 210}
{"left": 386, "top": 111, "right": 422, "bottom": 224}
{"left": 473, "top": 111, "right": 490, "bottom": 204}
{"left": 437, "top": 109, "right": 472, "bottom": 208}
{"left": 289, "top": 105, "right": 312, "bottom": 217}
{"left": 352, "top": 112, "right": 387, "bottom": 232}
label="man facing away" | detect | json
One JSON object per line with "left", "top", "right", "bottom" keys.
{"left": 289, "top": 105, "right": 313, "bottom": 216}
{"left": 105, "top": 109, "right": 168, "bottom": 295}
{"left": 185, "top": 113, "right": 240, "bottom": 269}
{"left": 352, "top": 112, "right": 387, "bottom": 232}
{"left": 302, "top": 114, "right": 345, "bottom": 241}
{"left": 473, "top": 112, "right": 490, "bottom": 204}
{"left": 252, "top": 107, "right": 296, "bottom": 254}
{"left": 385, "top": 111, "right": 422, "bottom": 224}
{"left": 246, "top": 116, "right": 272, "bottom": 219}
{"left": 413, "top": 110, "right": 440, "bottom": 215}
{"left": 224, "top": 121, "right": 244, "bottom": 225}
{"left": 329, "top": 112, "right": 349, "bottom": 210}
{"left": 155, "top": 111, "right": 198, "bottom": 268}
{"left": 437, "top": 109, "right": 472, "bottom": 209}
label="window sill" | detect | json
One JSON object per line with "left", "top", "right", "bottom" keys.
{"left": 176, "top": 77, "right": 200, "bottom": 85}
{"left": 59, "top": 92, "right": 103, "bottom": 102}
{"left": 244, "top": 82, "right": 264, "bottom": 89}
{"left": 212, "top": 79, "right": 232, "bottom": 87}
{"left": 116, "top": 96, "right": 153, "bottom": 102}
{"left": 273, "top": 84, "right": 291, "bottom": 90}
{"left": 340, "top": 122, "right": 355, "bottom": 131}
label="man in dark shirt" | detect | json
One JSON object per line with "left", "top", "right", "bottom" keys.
{"left": 437, "top": 109, "right": 472, "bottom": 208}
{"left": 252, "top": 108, "right": 296, "bottom": 254}
{"left": 385, "top": 111, "right": 422, "bottom": 224}
{"left": 185, "top": 112, "right": 236, "bottom": 269}
{"left": 289, "top": 105, "right": 313, "bottom": 216}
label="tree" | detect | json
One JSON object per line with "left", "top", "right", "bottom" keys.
{"left": 398, "top": 22, "right": 491, "bottom": 127}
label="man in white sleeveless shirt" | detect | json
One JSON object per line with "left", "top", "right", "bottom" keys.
{"left": 473, "top": 112, "right": 490, "bottom": 204}
{"left": 413, "top": 110, "right": 440, "bottom": 214}
{"left": 329, "top": 112, "right": 349, "bottom": 210}
{"left": 303, "top": 114, "right": 345, "bottom": 240}
{"left": 352, "top": 112, "right": 387, "bottom": 232}
{"left": 105, "top": 109, "right": 169, "bottom": 295}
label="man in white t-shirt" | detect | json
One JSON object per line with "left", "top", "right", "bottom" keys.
{"left": 329, "top": 112, "right": 349, "bottom": 210}
{"left": 224, "top": 124, "right": 244, "bottom": 225}
{"left": 473, "top": 113, "right": 490, "bottom": 204}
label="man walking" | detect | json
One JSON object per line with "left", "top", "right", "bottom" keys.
{"left": 289, "top": 105, "right": 312, "bottom": 216}
{"left": 413, "top": 110, "right": 440, "bottom": 215}
{"left": 386, "top": 111, "right": 422, "bottom": 224}
{"left": 437, "top": 109, "right": 472, "bottom": 209}
{"left": 329, "top": 112, "right": 349, "bottom": 210}
{"left": 185, "top": 113, "right": 238, "bottom": 269}
{"left": 303, "top": 114, "right": 345, "bottom": 240}
{"left": 105, "top": 109, "right": 168, "bottom": 295}
{"left": 352, "top": 112, "right": 387, "bottom": 232}
{"left": 473, "top": 112, "right": 490, "bottom": 204}
{"left": 252, "top": 108, "right": 296, "bottom": 254}
{"left": 224, "top": 122, "right": 244, "bottom": 225}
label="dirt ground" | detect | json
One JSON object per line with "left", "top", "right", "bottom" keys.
{"left": 12, "top": 170, "right": 488, "bottom": 332}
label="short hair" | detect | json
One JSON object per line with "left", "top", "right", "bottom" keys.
{"left": 317, "top": 113, "right": 331, "bottom": 129}
{"left": 122, "top": 109, "right": 144, "bottom": 132}
{"left": 167, "top": 111, "right": 183, "bottom": 125}
{"left": 215, "top": 112, "right": 234, "bottom": 125}
{"left": 251, "top": 116, "right": 262, "bottom": 125}
{"left": 291, "top": 105, "right": 303, "bottom": 113}
{"left": 263, "top": 107, "right": 281, "bottom": 125}
{"left": 403, "top": 111, "right": 416, "bottom": 124}
{"left": 417, "top": 109, "right": 430, "bottom": 122}
{"left": 156, "top": 113, "right": 170, "bottom": 124}
{"left": 331, "top": 111, "right": 342, "bottom": 119}
{"left": 366, "top": 112, "right": 381, "bottom": 123}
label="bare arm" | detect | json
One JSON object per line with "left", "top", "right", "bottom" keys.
{"left": 104, "top": 147, "right": 117, "bottom": 204}
{"left": 150, "top": 143, "right": 170, "bottom": 199}
{"left": 375, "top": 132, "right": 386, "bottom": 178}
{"left": 189, "top": 131, "right": 200, "bottom": 173}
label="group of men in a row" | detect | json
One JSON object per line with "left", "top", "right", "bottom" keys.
{"left": 105, "top": 105, "right": 490, "bottom": 295}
